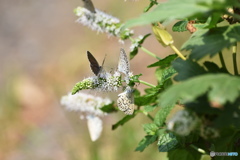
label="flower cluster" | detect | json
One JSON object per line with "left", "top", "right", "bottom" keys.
{"left": 74, "top": 7, "right": 133, "bottom": 42}
{"left": 72, "top": 71, "right": 122, "bottom": 94}
{"left": 167, "top": 110, "right": 200, "bottom": 136}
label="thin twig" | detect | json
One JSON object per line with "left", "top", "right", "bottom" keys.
{"left": 139, "top": 80, "right": 156, "bottom": 88}
{"left": 232, "top": 44, "right": 239, "bottom": 75}
{"left": 219, "top": 51, "right": 226, "bottom": 69}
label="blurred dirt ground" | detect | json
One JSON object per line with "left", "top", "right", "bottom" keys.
{"left": 0, "top": 0, "right": 173, "bottom": 159}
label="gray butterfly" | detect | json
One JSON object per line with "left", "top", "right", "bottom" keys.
{"left": 117, "top": 86, "right": 135, "bottom": 115}
{"left": 87, "top": 51, "right": 105, "bottom": 76}
{"left": 117, "top": 48, "right": 130, "bottom": 83}
{"left": 82, "top": 0, "right": 96, "bottom": 13}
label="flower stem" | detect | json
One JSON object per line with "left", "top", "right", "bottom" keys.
{"left": 169, "top": 44, "right": 186, "bottom": 60}
{"left": 146, "top": 113, "right": 154, "bottom": 121}
{"left": 190, "top": 144, "right": 207, "bottom": 154}
{"left": 232, "top": 44, "right": 239, "bottom": 75}
{"left": 139, "top": 80, "right": 156, "bottom": 88}
{"left": 139, "top": 110, "right": 154, "bottom": 121}
{"left": 129, "top": 37, "right": 161, "bottom": 60}
{"left": 140, "top": 46, "right": 161, "bottom": 60}
{"left": 219, "top": 51, "right": 226, "bottom": 69}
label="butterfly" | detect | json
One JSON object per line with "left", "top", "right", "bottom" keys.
{"left": 87, "top": 51, "right": 106, "bottom": 76}
{"left": 117, "top": 48, "right": 131, "bottom": 83}
{"left": 117, "top": 86, "right": 135, "bottom": 115}
{"left": 82, "top": 0, "right": 96, "bottom": 13}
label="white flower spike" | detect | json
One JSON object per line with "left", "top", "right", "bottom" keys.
{"left": 61, "top": 92, "right": 111, "bottom": 117}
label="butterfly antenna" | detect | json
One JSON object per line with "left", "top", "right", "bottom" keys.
{"left": 101, "top": 54, "right": 107, "bottom": 67}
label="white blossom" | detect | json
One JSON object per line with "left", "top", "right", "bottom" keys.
{"left": 61, "top": 92, "right": 111, "bottom": 117}
{"left": 87, "top": 115, "right": 103, "bottom": 141}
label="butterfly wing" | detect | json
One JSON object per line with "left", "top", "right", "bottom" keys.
{"left": 117, "top": 87, "right": 135, "bottom": 115}
{"left": 82, "top": 0, "right": 96, "bottom": 13}
{"left": 117, "top": 92, "right": 129, "bottom": 112}
{"left": 117, "top": 48, "right": 130, "bottom": 76}
{"left": 87, "top": 51, "right": 101, "bottom": 76}
{"left": 124, "top": 104, "right": 134, "bottom": 115}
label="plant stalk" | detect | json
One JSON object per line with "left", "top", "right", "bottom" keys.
{"left": 129, "top": 37, "right": 161, "bottom": 60}
{"left": 140, "top": 46, "right": 161, "bottom": 60}
{"left": 140, "top": 110, "right": 154, "bottom": 121}
{"left": 169, "top": 44, "right": 186, "bottom": 60}
{"left": 219, "top": 51, "right": 226, "bottom": 69}
{"left": 190, "top": 144, "right": 207, "bottom": 155}
{"left": 232, "top": 44, "right": 239, "bottom": 75}
{"left": 139, "top": 80, "right": 156, "bottom": 88}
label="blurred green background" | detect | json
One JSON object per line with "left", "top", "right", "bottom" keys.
{"left": 0, "top": 0, "right": 189, "bottom": 159}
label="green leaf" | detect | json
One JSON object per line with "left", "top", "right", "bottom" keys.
{"left": 129, "top": 47, "right": 138, "bottom": 60}
{"left": 135, "top": 135, "right": 158, "bottom": 152}
{"left": 144, "top": 104, "right": 157, "bottom": 112}
{"left": 135, "top": 87, "right": 160, "bottom": 106}
{"left": 143, "top": 123, "right": 159, "bottom": 135}
{"left": 172, "top": 21, "right": 188, "bottom": 32}
{"left": 155, "top": 68, "right": 164, "bottom": 82}
{"left": 124, "top": 0, "right": 236, "bottom": 28}
{"left": 144, "top": 86, "right": 160, "bottom": 94}
{"left": 158, "top": 132, "right": 179, "bottom": 152}
{"left": 134, "top": 92, "right": 158, "bottom": 106}
{"left": 162, "top": 78, "right": 173, "bottom": 90}
{"left": 124, "top": 0, "right": 208, "bottom": 28}
{"left": 203, "top": 61, "right": 228, "bottom": 73}
{"left": 182, "top": 24, "right": 240, "bottom": 60}
{"left": 133, "top": 88, "right": 141, "bottom": 97}
{"left": 168, "top": 148, "right": 201, "bottom": 160}
{"left": 112, "top": 114, "right": 135, "bottom": 130}
{"left": 154, "top": 105, "right": 174, "bottom": 127}
{"left": 172, "top": 58, "right": 207, "bottom": 81}
{"left": 203, "top": 61, "right": 222, "bottom": 73}
{"left": 159, "top": 74, "right": 240, "bottom": 107}
{"left": 139, "top": 33, "right": 151, "bottom": 45}
{"left": 100, "top": 102, "right": 117, "bottom": 113}
{"left": 148, "top": 54, "right": 177, "bottom": 68}
{"left": 207, "top": 12, "right": 222, "bottom": 28}
{"left": 144, "top": 0, "right": 158, "bottom": 12}
{"left": 160, "top": 66, "right": 177, "bottom": 84}
{"left": 155, "top": 66, "right": 176, "bottom": 85}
